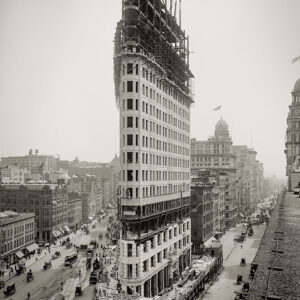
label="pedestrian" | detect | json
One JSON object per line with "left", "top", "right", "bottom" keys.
{"left": 241, "top": 244, "right": 243, "bottom": 248}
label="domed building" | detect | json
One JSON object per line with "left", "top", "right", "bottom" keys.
{"left": 214, "top": 119, "right": 230, "bottom": 139}
{"left": 191, "top": 118, "right": 238, "bottom": 231}
{"left": 285, "top": 78, "right": 300, "bottom": 191}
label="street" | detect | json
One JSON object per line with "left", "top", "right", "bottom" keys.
{"left": 202, "top": 223, "right": 266, "bottom": 300}
{"left": 0, "top": 210, "right": 117, "bottom": 300}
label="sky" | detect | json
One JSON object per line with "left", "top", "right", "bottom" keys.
{"left": 0, "top": 0, "right": 299, "bottom": 178}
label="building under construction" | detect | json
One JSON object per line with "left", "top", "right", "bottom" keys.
{"left": 114, "top": 0, "right": 194, "bottom": 297}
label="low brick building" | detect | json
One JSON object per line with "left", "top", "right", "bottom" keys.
{"left": 0, "top": 211, "right": 35, "bottom": 265}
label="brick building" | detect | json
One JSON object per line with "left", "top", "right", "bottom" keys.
{"left": 0, "top": 183, "right": 68, "bottom": 243}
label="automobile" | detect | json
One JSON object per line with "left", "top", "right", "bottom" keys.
{"left": 38, "top": 242, "right": 45, "bottom": 248}
{"left": 89, "top": 271, "right": 98, "bottom": 284}
{"left": 3, "top": 284, "right": 15, "bottom": 297}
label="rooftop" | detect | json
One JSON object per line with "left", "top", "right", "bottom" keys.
{"left": 248, "top": 191, "right": 300, "bottom": 299}
{"left": 0, "top": 211, "right": 34, "bottom": 226}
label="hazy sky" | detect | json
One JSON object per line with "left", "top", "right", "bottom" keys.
{"left": 0, "top": 0, "right": 299, "bottom": 178}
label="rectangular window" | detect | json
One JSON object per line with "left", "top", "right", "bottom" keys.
{"left": 127, "top": 81, "right": 133, "bottom": 92}
{"left": 135, "top": 64, "right": 139, "bottom": 75}
{"left": 127, "top": 264, "right": 133, "bottom": 278}
{"left": 127, "top": 99, "right": 133, "bottom": 110}
{"left": 127, "top": 116, "right": 133, "bottom": 128}
{"left": 136, "top": 117, "right": 138, "bottom": 128}
{"left": 127, "top": 244, "right": 133, "bottom": 257}
{"left": 127, "top": 134, "right": 133, "bottom": 146}
{"left": 136, "top": 82, "right": 139, "bottom": 93}
{"left": 127, "top": 152, "right": 133, "bottom": 163}
{"left": 136, "top": 99, "right": 139, "bottom": 110}
{"left": 127, "top": 63, "right": 133, "bottom": 74}
{"left": 136, "top": 135, "right": 139, "bottom": 146}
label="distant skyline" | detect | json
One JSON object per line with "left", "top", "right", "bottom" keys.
{"left": 0, "top": 0, "right": 299, "bottom": 178}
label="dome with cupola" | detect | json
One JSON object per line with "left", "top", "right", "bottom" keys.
{"left": 294, "top": 78, "right": 300, "bottom": 93}
{"left": 215, "top": 118, "right": 230, "bottom": 139}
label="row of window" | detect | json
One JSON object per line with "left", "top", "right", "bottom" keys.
{"left": 1, "top": 233, "right": 34, "bottom": 254}
{"left": 123, "top": 169, "right": 189, "bottom": 182}
{"left": 122, "top": 97, "right": 190, "bottom": 134}
{"left": 125, "top": 236, "right": 190, "bottom": 278}
{"left": 191, "top": 156, "right": 230, "bottom": 162}
{"left": 122, "top": 134, "right": 189, "bottom": 156}
{"left": 122, "top": 151, "right": 189, "bottom": 168}
{"left": 122, "top": 62, "right": 190, "bottom": 112}
{"left": 120, "top": 183, "right": 189, "bottom": 199}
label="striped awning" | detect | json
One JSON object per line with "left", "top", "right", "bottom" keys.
{"left": 26, "top": 243, "right": 39, "bottom": 252}
{"left": 15, "top": 251, "right": 24, "bottom": 259}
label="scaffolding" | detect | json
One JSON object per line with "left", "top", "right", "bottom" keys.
{"left": 114, "top": 0, "right": 194, "bottom": 103}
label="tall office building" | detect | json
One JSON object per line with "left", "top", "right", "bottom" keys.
{"left": 114, "top": 0, "right": 194, "bottom": 297}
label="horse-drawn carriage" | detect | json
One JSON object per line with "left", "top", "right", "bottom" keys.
{"left": 93, "top": 259, "right": 100, "bottom": 270}
{"left": 86, "top": 257, "right": 92, "bottom": 269}
{"left": 75, "top": 285, "right": 82, "bottom": 296}
{"left": 240, "top": 258, "right": 246, "bottom": 266}
{"left": 242, "top": 281, "right": 250, "bottom": 292}
{"left": 16, "top": 265, "right": 26, "bottom": 275}
{"left": 3, "top": 284, "right": 15, "bottom": 297}
{"left": 52, "top": 251, "right": 61, "bottom": 260}
{"left": 27, "top": 270, "right": 34, "bottom": 282}
{"left": 43, "top": 261, "right": 52, "bottom": 270}
{"left": 236, "top": 275, "right": 243, "bottom": 285}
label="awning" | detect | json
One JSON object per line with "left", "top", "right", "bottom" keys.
{"left": 52, "top": 231, "right": 58, "bottom": 238}
{"left": 239, "top": 213, "right": 245, "bottom": 218}
{"left": 64, "top": 226, "right": 71, "bottom": 233}
{"left": 15, "top": 251, "right": 24, "bottom": 259}
{"left": 59, "top": 228, "right": 65, "bottom": 234}
{"left": 55, "top": 230, "right": 61, "bottom": 237}
{"left": 88, "top": 216, "right": 93, "bottom": 221}
{"left": 26, "top": 243, "right": 39, "bottom": 253}
{"left": 204, "top": 236, "right": 218, "bottom": 248}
